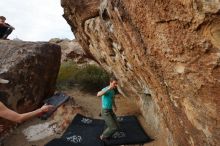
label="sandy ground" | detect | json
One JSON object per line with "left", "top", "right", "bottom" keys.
{"left": 2, "top": 88, "right": 161, "bottom": 146}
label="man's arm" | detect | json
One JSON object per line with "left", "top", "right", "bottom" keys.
{"left": 0, "top": 102, "right": 52, "bottom": 123}
{"left": 5, "top": 23, "right": 15, "bottom": 30}
{"left": 97, "top": 87, "right": 111, "bottom": 97}
{"left": 0, "top": 22, "right": 15, "bottom": 30}
{"left": 0, "top": 22, "right": 9, "bottom": 27}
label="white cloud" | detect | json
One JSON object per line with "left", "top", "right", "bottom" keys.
{"left": 0, "top": 0, "right": 74, "bottom": 41}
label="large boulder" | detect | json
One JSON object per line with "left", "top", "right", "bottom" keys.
{"left": 61, "top": 0, "right": 220, "bottom": 146}
{"left": 0, "top": 40, "right": 61, "bottom": 113}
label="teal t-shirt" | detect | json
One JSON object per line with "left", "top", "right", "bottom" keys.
{"left": 101, "top": 86, "right": 115, "bottom": 109}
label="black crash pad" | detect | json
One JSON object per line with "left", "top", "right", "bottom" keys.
{"left": 45, "top": 138, "right": 75, "bottom": 146}
{"left": 45, "top": 114, "right": 152, "bottom": 146}
{"left": 40, "top": 93, "right": 70, "bottom": 120}
{"left": 104, "top": 116, "right": 152, "bottom": 145}
{"left": 61, "top": 114, "right": 105, "bottom": 146}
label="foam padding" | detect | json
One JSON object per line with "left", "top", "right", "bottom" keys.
{"left": 40, "top": 93, "right": 70, "bottom": 120}
{"left": 45, "top": 138, "right": 75, "bottom": 146}
{"left": 61, "top": 114, "right": 105, "bottom": 146}
{"left": 45, "top": 114, "right": 152, "bottom": 146}
{"left": 104, "top": 115, "right": 152, "bottom": 145}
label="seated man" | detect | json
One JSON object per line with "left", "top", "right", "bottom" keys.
{"left": 0, "top": 16, "right": 15, "bottom": 39}
{"left": 0, "top": 78, "right": 53, "bottom": 132}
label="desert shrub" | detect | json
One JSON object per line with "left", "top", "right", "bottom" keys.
{"left": 56, "top": 61, "right": 109, "bottom": 91}
{"left": 56, "top": 60, "right": 78, "bottom": 90}
{"left": 74, "top": 64, "right": 109, "bottom": 90}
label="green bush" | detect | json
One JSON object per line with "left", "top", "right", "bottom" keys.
{"left": 56, "top": 60, "right": 78, "bottom": 90}
{"left": 56, "top": 60, "right": 109, "bottom": 91}
{"left": 74, "top": 65, "right": 109, "bottom": 90}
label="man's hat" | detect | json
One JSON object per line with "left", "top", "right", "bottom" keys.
{"left": 0, "top": 78, "right": 9, "bottom": 84}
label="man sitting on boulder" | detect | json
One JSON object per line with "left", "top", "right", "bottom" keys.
{"left": 0, "top": 16, "right": 15, "bottom": 39}
{"left": 0, "top": 78, "right": 53, "bottom": 132}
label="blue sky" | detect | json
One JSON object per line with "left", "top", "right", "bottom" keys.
{"left": 0, "top": 0, "right": 74, "bottom": 41}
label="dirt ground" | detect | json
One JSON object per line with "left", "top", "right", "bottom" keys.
{"left": 2, "top": 88, "right": 160, "bottom": 146}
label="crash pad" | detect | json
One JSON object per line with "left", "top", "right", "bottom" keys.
{"left": 40, "top": 93, "right": 70, "bottom": 120}
{"left": 45, "top": 114, "right": 152, "bottom": 146}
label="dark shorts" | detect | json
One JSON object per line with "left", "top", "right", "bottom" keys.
{"left": 0, "top": 91, "right": 8, "bottom": 105}
{"left": 0, "top": 26, "right": 13, "bottom": 39}
{"left": 0, "top": 27, "right": 8, "bottom": 38}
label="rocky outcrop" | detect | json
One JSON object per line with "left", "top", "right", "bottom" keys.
{"left": 49, "top": 38, "right": 97, "bottom": 65}
{"left": 0, "top": 40, "right": 61, "bottom": 113}
{"left": 61, "top": 0, "right": 220, "bottom": 146}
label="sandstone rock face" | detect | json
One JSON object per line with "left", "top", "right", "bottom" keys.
{"left": 62, "top": 0, "right": 220, "bottom": 146}
{"left": 0, "top": 40, "right": 61, "bottom": 113}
